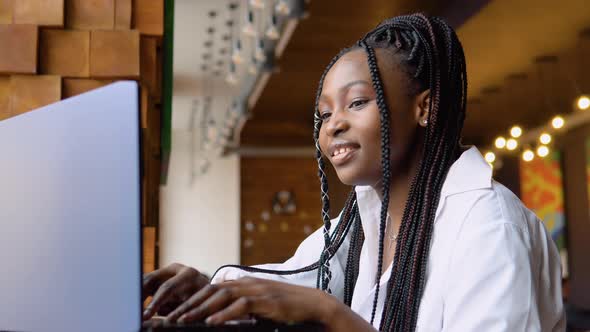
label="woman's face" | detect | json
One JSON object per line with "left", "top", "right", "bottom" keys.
{"left": 317, "top": 48, "right": 428, "bottom": 186}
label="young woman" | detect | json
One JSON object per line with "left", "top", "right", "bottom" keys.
{"left": 142, "top": 14, "right": 565, "bottom": 331}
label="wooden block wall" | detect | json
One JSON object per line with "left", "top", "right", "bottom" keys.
{"left": 0, "top": 0, "right": 165, "bottom": 273}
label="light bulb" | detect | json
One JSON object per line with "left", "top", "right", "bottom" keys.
{"left": 242, "top": 11, "right": 256, "bottom": 37}
{"left": 254, "top": 39, "right": 267, "bottom": 62}
{"left": 495, "top": 136, "right": 506, "bottom": 149}
{"left": 551, "top": 116, "right": 565, "bottom": 129}
{"left": 537, "top": 145, "right": 550, "bottom": 158}
{"left": 484, "top": 152, "right": 496, "bottom": 163}
{"left": 510, "top": 126, "right": 522, "bottom": 138}
{"left": 275, "top": 0, "right": 291, "bottom": 16}
{"left": 265, "top": 14, "right": 280, "bottom": 40}
{"left": 522, "top": 149, "right": 534, "bottom": 162}
{"left": 231, "top": 40, "right": 244, "bottom": 65}
{"left": 539, "top": 133, "right": 552, "bottom": 145}
{"left": 506, "top": 138, "right": 518, "bottom": 151}
{"left": 249, "top": 0, "right": 265, "bottom": 9}
{"left": 576, "top": 95, "right": 590, "bottom": 111}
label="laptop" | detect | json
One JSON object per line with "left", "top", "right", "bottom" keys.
{"left": 0, "top": 81, "right": 323, "bottom": 332}
{"left": 0, "top": 82, "right": 142, "bottom": 332}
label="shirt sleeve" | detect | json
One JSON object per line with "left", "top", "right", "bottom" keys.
{"left": 210, "top": 216, "right": 350, "bottom": 301}
{"left": 442, "top": 219, "right": 564, "bottom": 331}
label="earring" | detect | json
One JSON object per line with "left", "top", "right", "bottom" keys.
{"left": 422, "top": 119, "right": 428, "bottom": 126}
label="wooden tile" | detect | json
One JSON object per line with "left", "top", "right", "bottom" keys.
{"left": 140, "top": 86, "right": 148, "bottom": 129}
{"left": 115, "top": 0, "right": 131, "bottom": 29}
{"left": 140, "top": 36, "right": 160, "bottom": 98}
{"left": 62, "top": 78, "right": 112, "bottom": 98}
{"left": 66, "top": 0, "right": 114, "bottom": 30}
{"left": 13, "top": 0, "right": 64, "bottom": 27}
{"left": 0, "top": 24, "right": 38, "bottom": 74}
{"left": 40, "top": 29, "right": 89, "bottom": 77}
{"left": 0, "top": 0, "right": 13, "bottom": 24}
{"left": 143, "top": 226, "right": 156, "bottom": 273}
{"left": 0, "top": 76, "right": 10, "bottom": 120}
{"left": 10, "top": 75, "right": 61, "bottom": 115}
{"left": 133, "top": 0, "right": 163, "bottom": 36}
{"left": 90, "top": 29, "right": 140, "bottom": 78}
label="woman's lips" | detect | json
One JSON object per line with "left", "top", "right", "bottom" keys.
{"left": 330, "top": 144, "right": 360, "bottom": 166}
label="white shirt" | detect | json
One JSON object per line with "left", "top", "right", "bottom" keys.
{"left": 212, "top": 146, "right": 566, "bottom": 331}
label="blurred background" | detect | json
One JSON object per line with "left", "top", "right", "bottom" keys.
{"left": 0, "top": 0, "right": 588, "bottom": 329}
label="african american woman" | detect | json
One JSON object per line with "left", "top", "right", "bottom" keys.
{"left": 142, "top": 13, "right": 565, "bottom": 332}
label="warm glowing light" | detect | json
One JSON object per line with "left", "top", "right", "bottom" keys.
{"left": 484, "top": 152, "right": 496, "bottom": 163}
{"left": 522, "top": 149, "right": 534, "bottom": 162}
{"left": 510, "top": 126, "right": 522, "bottom": 138}
{"left": 537, "top": 145, "right": 550, "bottom": 158}
{"left": 495, "top": 136, "right": 506, "bottom": 149}
{"left": 506, "top": 138, "right": 518, "bottom": 150}
{"left": 539, "top": 133, "right": 552, "bottom": 145}
{"left": 249, "top": 0, "right": 265, "bottom": 9}
{"left": 577, "top": 95, "right": 590, "bottom": 110}
{"left": 551, "top": 116, "right": 565, "bottom": 129}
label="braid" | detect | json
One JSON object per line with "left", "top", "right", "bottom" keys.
{"left": 359, "top": 40, "right": 392, "bottom": 326}
{"left": 354, "top": 14, "right": 467, "bottom": 332}
{"left": 312, "top": 48, "right": 356, "bottom": 292}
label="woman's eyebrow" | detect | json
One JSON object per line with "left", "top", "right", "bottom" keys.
{"left": 339, "top": 80, "right": 371, "bottom": 92}
{"left": 319, "top": 80, "right": 371, "bottom": 102}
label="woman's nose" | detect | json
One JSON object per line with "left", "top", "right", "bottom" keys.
{"left": 325, "top": 110, "right": 349, "bottom": 137}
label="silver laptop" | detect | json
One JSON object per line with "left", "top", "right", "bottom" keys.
{"left": 0, "top": 82, "right": 141, "bottom": 332}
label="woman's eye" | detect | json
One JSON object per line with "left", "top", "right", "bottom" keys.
{"left": 320, "top": 112, "right": 331, "bottom": 121}
{"left": 349, "top": 99, "right": 368, "bottom": 108}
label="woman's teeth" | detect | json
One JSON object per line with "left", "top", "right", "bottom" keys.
{"left": 333, "top": 147, "right": 353, "bottom": 156}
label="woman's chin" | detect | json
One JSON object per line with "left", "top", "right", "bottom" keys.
{"left": 335, "top": 170, "right": 376, "bottom": 187}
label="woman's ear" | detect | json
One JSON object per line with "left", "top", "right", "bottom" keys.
{"left": 414, "top": 89, "right": 430, "bottom": 127}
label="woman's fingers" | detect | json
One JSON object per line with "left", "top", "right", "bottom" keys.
{"left": 143, "top": 274, "right": 183, "bottom": 319}
{"left": 205, "top": 296, "right": 268, "bottom": 325}
{"left": 142, "top": 264, "right": 183, "bottom": 302}
{"left": 177, "top": 286, "right": 238, "bottom": 323}
{"left": 166, "top": 284, "right": 219, "bottom": 321}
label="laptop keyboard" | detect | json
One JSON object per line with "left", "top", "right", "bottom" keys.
{"left": 141, "top": 318, "right": 324, "bottom": 332}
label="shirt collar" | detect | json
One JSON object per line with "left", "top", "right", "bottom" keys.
{"left": 354, "top": 145, "right": 492, "bottom": 206}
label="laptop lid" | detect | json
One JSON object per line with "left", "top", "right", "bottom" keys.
{"left": 0, "top": 81, "right": 141, "bottom": 332}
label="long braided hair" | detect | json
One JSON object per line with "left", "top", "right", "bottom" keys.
{"left": 212, "top": 13, "right": 467, "bottom": 332}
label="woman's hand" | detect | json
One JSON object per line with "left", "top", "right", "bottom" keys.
{"left": 142, "top": 263, "right": 210, "bottom": 320}
{"left": 165, "top": 277, "right": 336, "bottom": 326}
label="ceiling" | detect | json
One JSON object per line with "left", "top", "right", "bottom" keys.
{"left": 238, "top": 0, "right": 590, "bottom": 148}
{"left": 171, "top": 0, "right": 590, "bottom": 152}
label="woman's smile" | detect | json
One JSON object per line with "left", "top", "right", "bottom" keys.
{"left": 329, "top": 142, "right": 361, "bottom": 166}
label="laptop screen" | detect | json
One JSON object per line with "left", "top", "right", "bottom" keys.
{"left": 0, "top": 82, "right": 142, "bottom": 332}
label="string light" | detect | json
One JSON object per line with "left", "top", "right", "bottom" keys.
{"left": 265, "top": 14, "right": 280, "bottom": 40}
{"left": 576, "top": 95, "right": 590, "bottom": 111}
{"left": 248, "top": 56, "right": 259, "bottom": 75}
{"left": 249, "top": 0, "right": 265, "bottom": 9}
{"left": 242, "top": 10, "right": 256, "bottom": 37}
{"left": 484, "top": 151, "right": 496, "bottom": 163}
{"left": 539, "top": 133, "right": 552, "bottom": 145}
{"left": 275, "top": 0, "right": 291, "bottom": 16}
{"left": 254, "top": 39, "right": 267, "bottom": 62}
{"left": 522, "top": 149, "right": 534, "bottom": 162}
{"left": 231, "top": 39, "right": 244, "bottom": 65}
{"left": 506, "top": 138, "right": 518, "bottom": 150}
{"left": 551, "top": 116, "right": 565, "bottom": 129}
{"left": 537, "top": 145, "right": 550, "bottom": 158}
{"left": 510, "top": 125, "right": 522, "bottom": 138}
{"left": 225, "top": 63, "right": 238, "bottom": 85}
{"left": 495, "top": 136, "right": 506, "bottom": 149}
